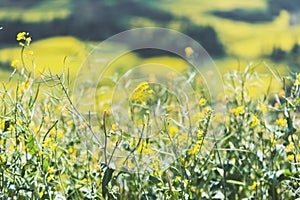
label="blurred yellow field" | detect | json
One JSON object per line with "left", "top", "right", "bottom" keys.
{"left": 157, "top": 1, "right": 299, "bottom": 59}
{"left": 0, "top": 35, "right": 285, "bottom": 97}
{"left": 0, "top": 0, "right": 71, "bottom": 22}
{"left": 0, "top": 36, "right": 86, "bottom": 76}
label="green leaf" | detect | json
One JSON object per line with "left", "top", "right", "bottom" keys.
{"left": 43, "top": 158, "right": 49, "bottom": 172}
{"left": 26, "top": 134, "right": 37, "bottom": 155}
{"left": 149, "top": 175, "right": 161, "bottom": 184}
{"left": 283, "top": 169, "right": 292, "bottom": 176}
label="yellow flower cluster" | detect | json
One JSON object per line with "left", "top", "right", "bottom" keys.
{"left": 198, "top": 98, "right": 206, "bottom": 107}
{"left": 136, "top": 141, "right": 154, "bottom": 155}
{"left": 16, "top": 31, "right": 31, "bottom": 47}
{"left": 251, "top": 181, "right": 264, "bottom": 190}
{"left": 287, "top": 154, "right": 294, "bottom": 161}
{"left": 285, "top": 142, "right": 294, "bottom": 153}
{"left": 130, "top": 82, "right": 152, "bottom": 104}
{"left": 168, "top": 126, "right": 179, "bottom": 138}
{"left": 11, "top": 59, "right": 20, "bottom": 68}
{"left": 111, "top": 124, "right": 117, "bottom": 131}
{"left": 47, "top": 167, "right": 55, "bottom": 174}
{"left": 196, "top": 130, "right": 203, "bottom": 138}
{"left": 275, "top": 118, "right": 287, "bottom": 127}
{"left": 231, "top": 106, "right": 245, "bottom": 116}
{"left": 258, "top": 104, "right": 267, "bottom": 113}
{"left": 188, "top": 139, "right": 203, "bottom": 155}
{"left": 250, "top": 115, "right": 259, "bottom": 128}
{"left": 251, "top": 181, "right": 257, "bottom": 190}
{"left": 68, "top": 146, "right": 77, "bottom": 155}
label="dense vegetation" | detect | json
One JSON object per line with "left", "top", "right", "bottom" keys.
{"left": 0, "top": 31, "right": 299, "bottom": 200}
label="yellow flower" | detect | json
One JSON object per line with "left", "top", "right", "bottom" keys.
{"left": 231, "top": 106, "right": 245, "bottom": 116}
{"left": 57, "top": 131, "right": 64, "bottom": 139}
{"left": 197, "top": 112, "right": 205, "bottom": 118}
{"left": 18, "top": 79, "right": 31, "bottom": 93}
{"left": 39, "top": 191, "right": 44, "bottom": 198}
{"left": 25, "top": 37, "right": 31, "bottom": 44}
{"left": 130, "top": 82, "right": 150, "bottom": 103}
{"left": 197, "top": 130, "right": 203, "bottom": 138}
{"left": 47, "top": 174, "right": 54, "bottom": 182}
{"left": 285, "top": 142, "right": 294, "bottom": 153}
{"left": 204, "top": 106, "right": 212, "bottom": 113}
{"left": 11, "top": 59, "right": 19, "bottom": 68}
{"left": 50, "top": 143, "right": 57, "bottom": 151}
{"left": 188, "top": 143, "right": 200, "bottom": 155}
{"left": 42, "top": 138, "right": 52, "bottom": 148}
{"left": 168, "top": 126, "right": 179, "bottom": 138}
{"left": 183, "top": 179, "right": 189, "bottom": 186}
{"left": 251, "top": 181, "right": 257, "bottom": 190}
{"left": 270, "top": 138, "right": 276, "bottom": 145}
{"left": 258, "top": 104, "right": 267, "bottom": 113}
{"left": 17, "top": 119, "right": 23, "bottom": 125}
{"left": 16, "top": 32, "right": 31, "bottom": 46}
{"left": 44, "top": 104, "right": 50, "bottom": 112}
{"left": 67, "top": 120, "right": 74, "bottom": 127}
{"left": 0, "top": 154, "right": 5, "bottom": 163}
{"left": 70, "top": 155, "right": 76, "bottom": 161}
{"left": 68, "top": 146, "right": 76, "bottom": 155}
{"left": 49, "top": 128, "right": 56, "bottom": 137}
{"left": 185, "top": 47, "right": 194, "bottom": 57}
{"left": 198, "top": 98, "right": 207, "bottom": 107}
{"left": 287, "top": 154, "right": 294, "bottom": 161}
{"left": 276, "top": 118, "right": 287, "bottom": 127}
{"left": 44, "top": 116, "right": 51, "bottom": 124}
{"left": 111, "top": 124, "right": 117, "bottom": 131}
{"left": 7, "top": 125, "right": 14, "bottom": 131}
{"left": 141, "top": 101, "right": 146, "bottom": 106}
{"left": 147, "top": 89, "right": 153, "bottom": 95}
{"left": 47, "top": 167, "right": 55, "bottom": 174}
{"left": 16, "top": 32, "right": 26, "bottom": 41}
{"left": 250, "top": 116, "right": 259, "bottom": 128}
{"left": 174, "top": 176, "right": 181, "bottom": 182}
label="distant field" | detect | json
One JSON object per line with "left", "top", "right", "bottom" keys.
{"left": 0, "top": 36, "right": 189, "bottom": 79}
{"left": 0, "top": 0, "right": 71, "bottom": 22}
{"left": 155, "top": 0, "right": 299, "bottom": 59}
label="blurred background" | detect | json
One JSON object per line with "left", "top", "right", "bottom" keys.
{"left": 0, "top": 0, "right": 299, "bottom": 82}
